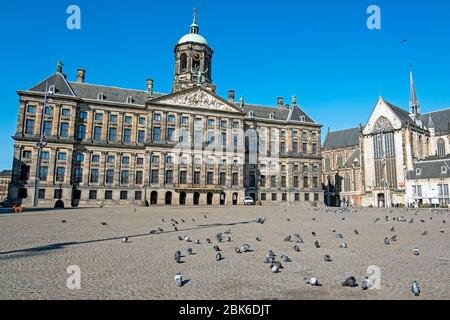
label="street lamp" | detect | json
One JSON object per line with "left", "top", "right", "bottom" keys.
{"left": 143, "top": 178, "right": 149, "bottom": 207}
{"left": 33, "top": 82, "right": 52, "bottom": 207}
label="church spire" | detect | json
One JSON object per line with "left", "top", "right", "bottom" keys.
{"left": 409, "top": 64, "right": 420, "bottom": 116}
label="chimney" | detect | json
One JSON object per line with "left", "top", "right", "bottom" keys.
{"left": 228, "top": 90, "right": 235, "bottom": 104}
{"left": 277, "top": 97, "right": 283, "bottom": 109}
{"left": 146, "top": 79, "right": 154, "bottom": 96}
{"left": 77, "top": 69, "right": 86, "bottom": 83}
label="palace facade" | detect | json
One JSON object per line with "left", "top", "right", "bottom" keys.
{"left": 8, "top": 10, "right": 323, "bottom": 208}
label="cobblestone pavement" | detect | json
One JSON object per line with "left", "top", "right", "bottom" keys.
{"left": 0, "top": 206, "right": 449, "bottom": 300}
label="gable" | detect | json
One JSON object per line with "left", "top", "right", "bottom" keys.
{"left": 28, "top": 73, "right": 76, "bottom": 97}
{"left": 152, "top": 87, "right": 242, "bottom": 113}
{"left": 363, "top": 98, "right": 403, "bottom": 135}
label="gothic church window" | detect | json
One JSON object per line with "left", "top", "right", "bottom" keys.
{"left": 437, "top": 138, "right": 446, "bottom": 158}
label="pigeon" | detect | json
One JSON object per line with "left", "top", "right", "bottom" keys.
{"left": 340, "top": 243, "right": 348, "bottom": 249}
{"left": 413, "top": 248, "right": 420, "bottom": 256}
{"left": 177, "top": 236, "right": 183, "bottom": 241}
{"left": 149, "top": 230, "right": 157, "bottom": 235}
{"left": 256, "top": 237, "right": 262, "bottom": 242}
{"left": 281, "top": 255, "right": 291, "bottom": 262}
{"left": 61, "top": 220, "right": 67, "bottom": 224}
{"left": 101, "top": 222, "right": 108, "bottom": 226}
{"left": 122, "top": 237, "right": 129, "bottom": 243}
{"left": 213, "top": 245, "right": 220, "bottom": 252}
{"left": 286, "top": 219, "right": 291, "bottom": 222}
{"left": 304, "top": 278, "right": 321, "bottom": 286}
{"left": 312, "top": 232, "right": 317, "bottom": 237}
{"left": 284, "top": 235, "right": 292, "bottom": 242}
{"left": 362, "top": 277, "right": 371, "bottom": 290}
{"left": 175, "top": 272, "right": 183, "bottom": 287}
{"left": 240, "top": 244, "right": 251, "bottom": 253}
{"left": 341, "top": 276, "right": 358, "bottom": 287}
{"left": 312, "top": 218, "right": 316, "bottom": 221}
{"left": 224, "top": 229, "right": 232, "bottom": 235}
{"left": 181, "top": 219, "right": 185, "bottom": 223}
{"left": 421, "top": 230, "right": 428, "bottom": 236}
{"left": 390, "top": 235, "right": 398, "bottom": 242}
{"left": 411, "top": 281, "right": 421, "bottom": 296}
{"left": 187, "top": 248, "right": 193, "bottom": 255}
{"left": 420, "top": 219, "right": 425, "bottom": 223}
{"left": 336, "top": 234, "right": 344, "bottom": 239}
{"left": 293, "top": 245, "right": 300, "bottom": 252}
{"left": 161, "top": 219, "right": 165, "bottom": 223}
{"left": 175, "top": 250, "right": 182, "bottom": 263}
{"left": 271, "top": 265, "right": 280, "bottom": 273}
{"left": 440, "top": 228, "right": 445, "bottom": 233}
{"left": 184, "top": 237, "right": 192, "bottom": 242}
{"left": 409, "top": 218, "right": 414, "bottom": 223}
{"left": 384, "top": 238, "right": 390, "bottom": 245}
{"left": 226, "top": 237, "right": 232, "bottom": 242}
{"left": 206, "top": 238, "right": 212, "bottom": 244}
{"left": 354, "top": 229, "right": 359, "bottom": 235}
{"left": 195, "top": 240, "right": 201, "bottom": 245}
{"left": 324, "top": 255, "right": 332, "bottom": 262}
{"left": 216, "top": 252, "right": 223, "bottom": 261}
{"left": 390, "top": 226, "right": 395, "bottom": 232}
{"left": 314, "top": 240, "right": 321, "bottom": 248}
{"left": 332, "top": 228, "right": 336, "bottom": 233}
{"left": 235, "top": 247, "right": 241, "bottom": 253}
{"left": 192, "top": 218, "right": 196, "bottom": 222}
{"left": 443, "top": 220, "right": 446, "bottom": 224}
{"left": 158, "top": 227, "right": 164, "bottom": 233}
{"left": 342, "top": 217, "right": 346, "bottom": 221}
{"left": 204, "top": 215, "right": 207, "bottom": 219}
{"left": 174, "top": 227, "right": 178, "bottom": 232}
{"left": 133, "top": 208, "right": 137, "bottom": 214}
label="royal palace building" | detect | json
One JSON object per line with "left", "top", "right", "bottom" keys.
{"left": 8, "top": 11, "right": 323, "bottom": 208}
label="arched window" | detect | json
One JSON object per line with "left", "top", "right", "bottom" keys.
{"left": 324, "top": 157, "right": 331, "bottom": 171}
{"left": 180, "top": 53, "right": 187, "bottom": 72}
{"left": 343, "top": 173, "right": 351, "bottom": 192}
{"left": 337, "top": 155, "right": 343, "bottom": 168}
{"left": 437, "top": 138, "right": 446, "bottom": 158}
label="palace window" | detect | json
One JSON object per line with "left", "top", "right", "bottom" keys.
{"left": 153, "top": 114, "right": 161, "bottom": 122}
{"left": 94, "top": 126, "right": 102, "bottom": 141}
{"left": 22, "top": 150, "right": 32, "bottom": 159}
{"left": 139, "top": 117, "right": 146, "bottom": 126}
{"left": 79, "top": 111, "right": 88, "bottom": 120}
{"left": 107, "top": 155, "right": 115, "bottom": 164}
{"left": 122, "top": 156, "right": 130, "bottom": 165}
{"left": 135, "top": 171, "right": 143, "bottom": 185}
{"left": 120, "top": 170, "right": 129, "bottom": 184}
{"left": 91, "top": 155, "right": 100, "bottom": 163}
{"left": 167, "top": 128, "right": 175, "bottom": 142}
{"left": 123, "top": 128, "right": 131, "bottom": 143}
{"left": 56, "top": 167, "right": 65, "bottom": 181}
{"left": 57, "top": 152, "right": 67, "bottom": 161}
{"left": 109, "top": 114, "right": 118, "bottom": 123}
{"left": 77, "top": 124, "right": 86, "bottom": 140}
{"left": 152, "top": 127, "right": 161, "bottom": 141}
{"left": 90, "top": 169, "right": 99, "bottom": 183}
{"left": 41, "top": 151, "right": 49, "bottom": 160}
{"left": 27, "top": 105, "right": 36, "bottom": 114}
{"left": 106, "top": 170, "right": 114, "bottom": 184}
{"left": 180, "top": 53, "right": 187, "bottom": 72}
{"left": 181, "top": 116, "right": 189, "bottom": 125}
{"left": 343, "top": 174, "right": 351, "bottom": 192}
{"left": 43, "top": 121, "right": 52, "bottom": 136}
{"left": 60, "top": 122, "right": 69, "bottom": 137}
{"left": 108, "top": 127, "right": 117, "bottom": 142}
{"left": 95, "top": 113, "right": 103, "bottom": 121}
{"left": 25, "top": 119, "right": 35, "bottom": 134}
{"left": 124, "top": 116, "right": 132, "bottom": 124}
{"left": 168, "top": 115, "right": 176, "bottom": 123}
{"left": 138, "top": 130, "right": 146, "bottom": 143}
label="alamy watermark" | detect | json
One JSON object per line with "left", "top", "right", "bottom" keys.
{"left": 67, "top": 265, "right": 81, "bottom": 290}
{"left": 67, "top": 5, "right": 81, "bottom": 30}
{"left": 367, "top": 5, "right": 381, "bottom": 30}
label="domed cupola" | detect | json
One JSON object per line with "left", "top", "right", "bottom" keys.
{"left": 172, "top": 6, "right": 215, "bottom": 93}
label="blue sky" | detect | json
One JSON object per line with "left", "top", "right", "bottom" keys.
{"left": 0, "top": 0, "right": 449, "bottom": 170}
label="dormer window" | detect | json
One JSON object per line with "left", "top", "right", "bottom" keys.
{"left": 416, "top": 168, "right": 421, "bottom": 176}
{"left": 126, "top": 96, "right": 133, "bottom": 104}
{"left": 48, "top": 85, "right": 56, "bottom": 95}
{"left": 97, "top": 92, "right": 105, "bottom": 101}
{"left": 442, "top": 166, "right": 447, "bottom": 174}
{"left": 249, "top": 111, "right": 254, "bottom": 118}
{"left": 269, "top": 113, "right": 274, "bottom": 120}
{"left": 300, "top": 116, "right": 306, "bottom": 122}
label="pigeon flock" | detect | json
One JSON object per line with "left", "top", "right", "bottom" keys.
{"left": 59, "top": 206, "right": 448, "bottom": 298}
